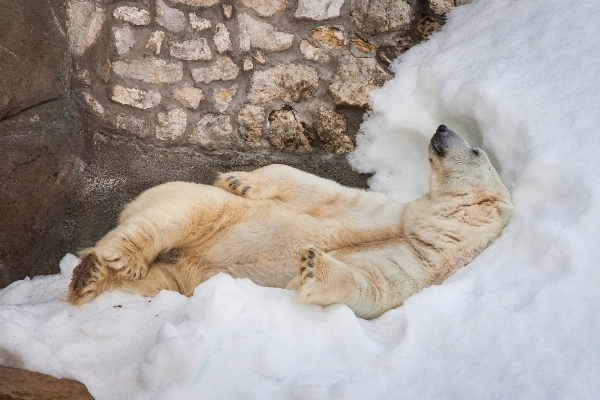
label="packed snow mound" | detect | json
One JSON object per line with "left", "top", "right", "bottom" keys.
{"left": 2, "top": 1, "right": 600, "bottom": 399}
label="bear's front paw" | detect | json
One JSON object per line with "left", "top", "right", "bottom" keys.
{"left": 68, "top": 251, "right": 108, "bottom": 305}
{"left": 214, "top": 172, "right": 257, "bottom": 198}
{"left": 96, "top": 243, "right": 148, "bottom": 280}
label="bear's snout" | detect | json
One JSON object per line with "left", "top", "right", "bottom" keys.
{"left": 436, "top": 124, "right": 447, "bottom": 134}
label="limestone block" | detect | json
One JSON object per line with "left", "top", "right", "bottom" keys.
{"left": 238, "top": 0, "right": 286, "bottom": 17}
{"left": 311, "top": 26, "right": 344, "bottom": 48}
{"left": 223, "top": 4, "right": 234, "bottom": 19}
{"left": 329, "top": 55, "right": 391, "bottom": 107}
{"left": 429, "top": 0, "right": 470, "bottom": 14}
{"left": 237, "top": 104, "right": 264, "bottom": 141}
{"left": 111, "top": 85, "right": 162, "bottom": 109}
{"left": 192, "top": 114, "right": 233, "bottom": 149}
{"left": 295, "top": 0, "right": 345, "bottom": 21}
{"left": 214, "top": 23, "right": 232, "bottom": 53}
{"left": 242, "top": 57, "right": 254, "bottom": 70}
{"left": 146, "top": 31, "right": 165, "bottom": 55}
{"left": 238, "top": 13, "right": 294, "bottom": 52}
{"left": 214, "top": 85, "right": 238, "bottom": 112}
{"left": 112, "top": 59, "right": 183, "bottom": 83}
{"left": 116, "top": 114, "right": 148, "bottom": 137}
{"left": 67, "top": 0, "right": 105, "bottom": 56}
{"left": 247, "top": 63, "right": 318, "bottom": 104}
{"left": 173, "top": 86, "right": 205, "bottom": 109}
{"left": 191, "top": 57, "right": 239, "bottom": 83}
{"left": 189, "top": 13, "right": 212, "bottom": 31}
{"left": 266, "top": 107, "right": 310, "bottom": 150}
{"left": 112, "top": 25, "right": 135, "bottom": 56}
{"left": 299, "top": 39, "right": 330, "bottom": 62}
{"left": 253, "top": 51, "right": 266, "bottom": 64}
{"left": 169, "top": 38, "right": 212, "bottom": 60}
{"left": 171, "top": 0, "right": 221, "bottom": 6}
{"left": 155, "top": 108, "right": 187, "bottom": 140}
{"left": 416, "top": 16, "right": 444, "bottom": 41}
{"left": 349, "top": 35, "right": 376, "bottom": 57}
{"left": 113, "top": 6, "right": 151, "bottom": 25}
{"left": 82, "top": 92, "right": 105, "bottom": 116}
{"left": 156, "top": 0, "right": 186, "bottom": 33}
{"left": 350, "top": 0, "right": 411, "bottom": 34}
{"left": 314, "top": 107, "right": 353, "bottom": 153}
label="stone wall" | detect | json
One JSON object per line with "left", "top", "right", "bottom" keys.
{"left": 69, "top": 0, "right": 467, "bottom": 155}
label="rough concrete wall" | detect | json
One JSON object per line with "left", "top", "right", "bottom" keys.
{"left": 0, "top": 0, "right": 77, "bottom": 288}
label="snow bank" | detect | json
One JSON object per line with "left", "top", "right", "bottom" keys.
{"left": 2, "top": 0, "right": 600, "bottom": 399}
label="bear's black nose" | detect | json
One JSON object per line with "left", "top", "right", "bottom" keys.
{"left": 436, "top": 124, "right": 447, "bottom": 133}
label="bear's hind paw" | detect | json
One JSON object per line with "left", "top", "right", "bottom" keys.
{"left": 68, "top": 252, "right": 108, "bottom": 305}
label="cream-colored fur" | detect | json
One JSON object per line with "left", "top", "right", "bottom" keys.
{"left": 69, "top": 125, "right": 512, "bottom": 319}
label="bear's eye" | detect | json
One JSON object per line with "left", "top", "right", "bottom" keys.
{"left": 471, "top": 149, "right": 480, "bottom": 156}
{"left": 428, "top": 157, "right": 433, "bottom": 163}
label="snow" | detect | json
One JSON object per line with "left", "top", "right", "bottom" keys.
{"left": 2, "top": 0, "right": 600, "bottom": 398}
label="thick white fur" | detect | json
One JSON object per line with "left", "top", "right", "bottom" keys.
{"left": 69, "top": 127, "right": 512, "bottom": 319}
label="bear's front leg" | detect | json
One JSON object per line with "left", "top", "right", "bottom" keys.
{"left": 286, "top": 247, "right": 371, "bottom": 318}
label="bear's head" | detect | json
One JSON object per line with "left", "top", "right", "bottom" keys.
{"left": 428, "top": 125, "right": 512, "bottom": 211}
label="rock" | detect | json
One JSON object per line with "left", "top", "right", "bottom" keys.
{"left": 0, "top": 366, "right": 94, "bottom": 400}
{"left": 189, "top": 13, "right": 212, "bottom": 31}
{"left": 329, "top": 55, "right": 391, "bottom": 107}
{"left": 191, "top": 57, "right": 239, "bottom": 83}
{"left": 222, "top": 4, "right": 234, "bottom": 19}
{"left": 191, "top": 114, "right": 233, "bottom": 149}
{"left": 113, "top": 6, "right": 151, "bottom": 26}
{"left": 237, "top": 104, "right": 264, "bottom": 141}
{"left": 377, "top": 36, "right": 413, "bottom": 65}
{"left": 416, "top": 15, "right": 444, "bottom": 41}
{"left": 311, "top": 26, "right": 344, "bottom": 48}
{"left": 299, "top": 39, "right": 330, "bottom": 62}
{"left": 247, "top": 63, "right": 318, "bottom": 104}
{"left": 238, "top": 13, "right": 294, "bottom": 52}
{"left": 173, "top": 86, "right": 205, "bottom": 109}
{"left": 213, "top": 85, "right": 238, "bottom": 112}
{"left": 349, "top": 35, "right": 376, "bottom": 57}
{"left": 428, "top": 0, "right": 470, "bottom": 14}
{"left": 155, "top": 108, "right": 187, "bottom": 140}
{"left": 116, "top": 113, "right": 148, "bottom": 137}
{"left": 156, "top": 0, "right": 186, "bottom": 33}
{"left": 214, "top": 23, "right": 232, "bottom": 53}
{"left": 253, "top": 51, "right": 266, "bottom": 64}
{"left": 295, "top": 0, "right": 345, "bottom": 20}
{"left": 82, "top": 92, "right": 105, "bottom": 116}
{"left": 242, "top": 57, "right": 254, "bottom": 70}
{"left": 266, "top": 106, "right": 310, "bottom": 150}
{"left": 171, "top": 0, "right": 221, "bottom": 6}
{"left": 110, "top": 85, "right": 162, "bottom": 109}
{"left": 146, "top": 31, "right": 165, "bottom": 55}
{"left": 314, "top": 107, "right": 353, "bottom": 153}
{"left": 67, "top": 0, "right": 106, "bottom": 56}
{"left": 169, "top": 38, "right": 212, "bottom": 60}
{"left": 112, "top": 58, "right": 183, "bottom": 83}
{"left": 112, "top": 25, "right": 135, "bottom": 56}
{"left": 350, "top": 0, "right": 411, "bottom": 34}
{"left": 238, "top": 0, "right": 286, "bottom": 17}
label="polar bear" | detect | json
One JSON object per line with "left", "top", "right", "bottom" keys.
{"left": 68, "top": 125, "right": 512, "bottom": 319}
